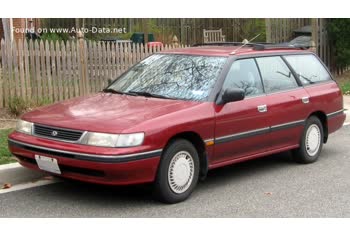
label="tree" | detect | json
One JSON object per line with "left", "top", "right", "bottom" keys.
{"left": 328, "top": 19, "right": 350, "bottom": 68}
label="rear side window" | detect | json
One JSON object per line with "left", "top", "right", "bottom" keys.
{"left": 284, "top": 54, "right": 332, "bottom": 85}
{"left": 256, "top": 56, "right": 298, "bottom": 93}
{"left": 223, "top": 59, "right": 264, "bottom": 97}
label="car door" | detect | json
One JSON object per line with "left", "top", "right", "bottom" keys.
{"left": 255, "top": 56, "right": 313, "bottom": 150}
{"left": 284, "top": 54, "right": 344, "bottom": 134}
{"left": 213, "top": 58, "right": 270, "bottom": 165}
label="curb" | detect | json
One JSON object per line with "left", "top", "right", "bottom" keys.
{"left": 0, "top": 162, "right": 58, "bottom": 194}
{"left": 0, "top": 119, "right": 17, "bottom": 121}
{"left": 0, "top": 162, "right": 20, "bottom": 171}
{"left": 0, "top": 178, "right": 61, "bottom": 194}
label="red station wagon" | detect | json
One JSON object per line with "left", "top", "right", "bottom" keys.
{"left": 8, "top": 43, "right": 345, "bottom": 203}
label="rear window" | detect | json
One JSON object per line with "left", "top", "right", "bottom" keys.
{"left": 284, "top": 54, "right": 332, "bottom": 85}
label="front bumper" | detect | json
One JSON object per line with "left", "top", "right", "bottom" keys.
{"left": 8, "top": 133, "right": 162, "bottom": 185}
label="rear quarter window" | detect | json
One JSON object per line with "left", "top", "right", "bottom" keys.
{"left": 284, "top": 54, "right": 332, "bottom": 85}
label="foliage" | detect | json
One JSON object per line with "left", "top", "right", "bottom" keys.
{"left": 36, "top": 98, "right": 53, "bottom": 107}
{"left": 127, "top": 19, "right": 162, "bottom": 36}
{"left": 146, "top": 19, "right": 175, "bottom": 43}
{"left": 144, "top": 19, "right": 162, "bottom": 36}
{"left": 339, "top": 82, "right": 350, "bottom": 95}
{"left": 8, "top": 96, "right": 28, "bottom": 116}
{"left": 8, "top": 96, "right": 53, "bottom": 117}
{"left": 233, "top": 19, "right": 267, "bottom": 42}
{"left": 336, "top": 69, "right": 350, "bottom": 95}
{"left": 327, "top": 19, "right": 350, "bottom": 68}
{"left": 0, "top": 128, "right": 15, "bottom": 165}
{"left": 122, "top": 19, "right": 166, "bottom": 42}
{"left": 40, "top": 32, "right": 70, "bottom": 42}
{"left": 84, "top": 19, "right": 169, "bottom": 42}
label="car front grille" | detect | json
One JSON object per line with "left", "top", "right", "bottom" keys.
{"left": 33, "top": 124, "right": 84, "bottom": 142}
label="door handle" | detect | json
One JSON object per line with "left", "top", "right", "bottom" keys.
{"left": 257, "top": 104, "right": 267, "bottom": 113}
{"left": 302, "top": 96, "right": 310, "bottom": 104}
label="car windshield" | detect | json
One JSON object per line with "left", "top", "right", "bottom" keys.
{"left": 106, "top": 54, "right": 227, "bottom": 101}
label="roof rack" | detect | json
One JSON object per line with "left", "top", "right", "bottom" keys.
{"left": 193, "top": 42, "right": 308, "bottom": 51}
{"left": 193, "top": 42, "right": 272, "bottom": 47}
{"left": 252, "top": 44, "right": 309, "bottom": 51}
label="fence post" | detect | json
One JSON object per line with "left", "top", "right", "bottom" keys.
{"left": 311, "top": 18, "right": 319, "bottom": 55}
{"left": 265, "top": 18, "right": 272, "bottom": 43}
{"left": 78, "top": 31, "right": 89, "bottom": 95}
{"left": 172, "top": 35, "right": 179, "bottom": 48}
{"left": 0, "top": 39, "right": 5, "bottom": 108}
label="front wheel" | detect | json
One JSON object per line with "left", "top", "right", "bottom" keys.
{"left": 292, "top": 116, "right": 324, "bottom": 164}
{"left": 153, "top": 139, "right": 199, "bottom": 204}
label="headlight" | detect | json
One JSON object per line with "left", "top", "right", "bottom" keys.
{"left": 82, "top": 132, "right": 144, "bottom": 147}
{"left": 16, "top": 120, "right": 33, "bottom": 135}
{"left": 116, "top": 133, "right": 144, "bottom": 147}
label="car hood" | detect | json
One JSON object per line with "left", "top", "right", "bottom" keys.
{"left": 22, "top": 93, "right": 201, "bottom": 133}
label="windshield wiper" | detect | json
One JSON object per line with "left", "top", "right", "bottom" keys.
{"left": 102, "top": 88, "right": 137, "bottom": 96}
{"left": 276, "top": 71, "right": 292, "bottom": 78}
{"left": 299, "top": 75, "right": 315, "bottom": 84}
{"left": 128, "top": 91, "right": 176, "bottom": 100}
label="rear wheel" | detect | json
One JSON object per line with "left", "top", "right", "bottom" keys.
{"left": 292, "top": 116, "right": 324, "bottom": 164}
{"left": 153, "top": 139, "right": 199, "bottom": 204}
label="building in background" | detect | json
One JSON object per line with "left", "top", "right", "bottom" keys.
{"left": 0, "top": 18, "right": 40, "bottom": 41}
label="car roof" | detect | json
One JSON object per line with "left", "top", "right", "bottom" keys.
{"left": 162, "top": 45, "right": 309, "bottom": 57}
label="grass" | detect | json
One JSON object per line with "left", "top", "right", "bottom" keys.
{"left": 336, "top": 70, "right": 350, "bottom": 95}
{"left": 0, "top": 128, "right": 16, "bottom": 165}
{"left": 339, "top": 82, "right": 350, "bottom": 95}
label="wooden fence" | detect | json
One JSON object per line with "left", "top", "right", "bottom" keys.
{"left": 0, "top": 38, "right": 187, "bottom": 108}
{"left": 1, "top": 19, "right": 349, "bottom": 108}
{"left": 265, "top": 18, "right": 311, "bottom": 43}
{"left": 40, "top": 18, "right": 268, "bottom": 45}
{"left": 309, "top": 18, "right": 350, "bottom": 75}
{"left": 41, "top": 18, "right": 315, "bottom": 46}
{"left": 265, "top": 18, "right": 347, "bottom": 73}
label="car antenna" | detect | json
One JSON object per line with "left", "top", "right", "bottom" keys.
{"left": 231, "top": 33, "right": 261, "bottom": 54}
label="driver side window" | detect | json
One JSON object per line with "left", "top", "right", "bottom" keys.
{"left": 223, "top": 58, "right": 264, "bottom": 97}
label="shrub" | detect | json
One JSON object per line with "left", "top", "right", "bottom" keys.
{"left": 8, "top": 96, "right": 29, "bottom": 116}
{"left": 8, "top": 97, "right": 53, "bottom": 117}
{"left": 36, "top": 98, "right": 53, "bottom": 107}
{"left": 339, "top": 82, "right": 350, "bottom": 95}
{"left": 328, "top": 19, "right": 350, "bottom": 68}
{"left": 40, "top": 32, "right": 70, "bottom": 42}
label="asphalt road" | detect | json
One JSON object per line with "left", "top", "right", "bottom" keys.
{"left": 0, "top": 125, "right": 349, "bottom": 217}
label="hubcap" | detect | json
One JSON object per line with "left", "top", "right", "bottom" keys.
{"left": 305, "top": 124, "right": 321, "bottom": 156}
{"left": 168, "top": 151, "right": 194, "bottom": 194}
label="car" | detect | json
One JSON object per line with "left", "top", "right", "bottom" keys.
{"left": 147, "top": 41, "right": 163, "bottom": 49}
{"left": 288, "top": 35, "right": 312, "bottom": 48}
{"left": 100, "top": 37, "right": 133, "bottom": 45}
{"left": 8, "top": 43, "right": 345, "bottom": 203}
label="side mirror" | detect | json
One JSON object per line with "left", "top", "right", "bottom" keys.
{"left": 221, "top": 88, "right": 245, "bottom": 104}
{"left": 107, "top": 78, "right": 113, "bottom": 86}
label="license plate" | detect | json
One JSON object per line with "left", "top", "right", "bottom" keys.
{"left": 35, "top": 155, "right": 61, "bottom": 174}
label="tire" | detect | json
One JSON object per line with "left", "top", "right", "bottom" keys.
{"left": 292, "top": 116, "right": 324, "bottom": 164}
{"left": 153, "top": 139, "right": 200, "bottom": 204}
